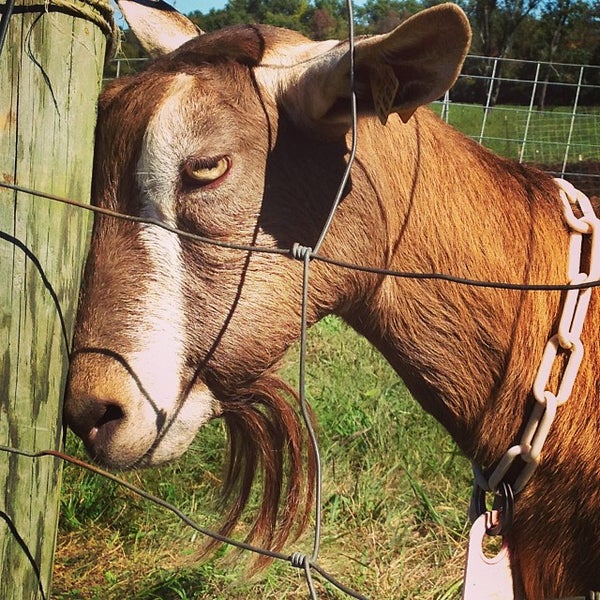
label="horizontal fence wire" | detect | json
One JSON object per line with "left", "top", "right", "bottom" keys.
{"left": 3, "top": 180, "right": 600, "bottom": 293}
{"left": 0, "top": 445, "right": 370, "bottom": 600}
{"left": 1, "top": 175, "right": 598, "bottom": 600}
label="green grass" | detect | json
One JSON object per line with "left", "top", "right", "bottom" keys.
{"left": 431, "top": 102, "right": 600, "bottom": 164}
{"left": 54, "top": 317, "right": 472, "bottom": 599}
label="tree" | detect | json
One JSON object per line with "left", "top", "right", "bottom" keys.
{"left": 537, "top": 0, "right": 600, "bottom": 107}
{"left": 188, "top": 0, "right": 312, "bottom": 33}
{"left": 355, "top": 0, "right": 421, "bottom": 33}
{"left": 536, "top": 0, "right": 577, "bottom": 109}
{"left": 465, "top": 0, "right": 544, "bottom": 104}
{"left": 310, "top": 7, "right": 340, "bottom": 38}
{"left": 467, "top": 0, "right": 543, "bottom": 57}
{"left": 306, "top": 0, "right": 350, "bottom": 39}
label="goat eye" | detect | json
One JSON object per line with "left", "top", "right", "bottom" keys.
{"left": 182, "top": 156, "right": 230, "bottom": 186}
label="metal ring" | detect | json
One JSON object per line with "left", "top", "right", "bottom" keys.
{"left": 469, "top": 482, "right": 487, "bottom": 523}
{"left": 487, "top": 482, "right": 514, "bottom": 536}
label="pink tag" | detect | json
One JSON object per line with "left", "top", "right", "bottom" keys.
{"left": 462, "top": 513, "right": 522, "bottom": 600}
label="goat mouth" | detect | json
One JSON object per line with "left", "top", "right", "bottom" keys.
{"left": 65, "top": 351, "right": 222, "bottom": 469}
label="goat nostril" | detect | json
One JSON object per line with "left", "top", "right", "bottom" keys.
{"left": 88, "top": 403, "right": 125, "bottom": 443}
{"left": 96, "top": 404, "right": 125, "bottom": 428}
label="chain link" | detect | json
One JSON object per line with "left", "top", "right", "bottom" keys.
{"left": 475, "top": 178, "right": 600, "bottom": 497}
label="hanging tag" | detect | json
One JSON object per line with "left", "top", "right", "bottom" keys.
{"left": 462, "top": 513, "right": 520, "bottom": 600}
{"left": 369, "top": 64, "right": 399, "bottom": 126}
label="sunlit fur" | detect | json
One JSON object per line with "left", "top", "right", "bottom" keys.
{"left": 65, "top": 16, "right": 600, "bottom": 598}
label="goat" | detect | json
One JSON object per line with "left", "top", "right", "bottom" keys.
{"left": 64, "top": 2, "right": 600, "bottom": 597}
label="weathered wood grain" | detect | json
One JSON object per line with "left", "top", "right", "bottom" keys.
{"left": 0, "top": 1, "right": 109, "bottom": 597}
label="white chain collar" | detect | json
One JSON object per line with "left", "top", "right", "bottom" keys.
{"left": 473, "top": 178, "right": 600, "bottom": 500}
{"left": 463, "top": 179, "right": 600, "bottom": 600}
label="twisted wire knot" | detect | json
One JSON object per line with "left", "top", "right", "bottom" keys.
{"left": 290, "top": 551, "right": 308, "bottom": 569}
{"left": 291, "top": 243, "right": 313, "bottom": 261}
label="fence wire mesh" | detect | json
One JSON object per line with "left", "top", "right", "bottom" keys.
{"left": 1, "top": 170, "right": 599, "bottom": 598}
{"left": 435, "top": 55, "right": 600, "bottom": 197}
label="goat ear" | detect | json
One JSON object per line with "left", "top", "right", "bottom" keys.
{"left": 117, "top": 0, "right": 202, "bottom": 57}
{"left": 278, "top": 3, "right": 471, "bottom": 135}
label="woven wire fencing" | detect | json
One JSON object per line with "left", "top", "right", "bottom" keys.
{"left": 434, "top": 55, "right": 600, "bottom": 198}
{"left": 2, "top": 49, "right": 598, "bottom": 600}
{"left": 0, "top": 183, "right": 377, "bottom": 600}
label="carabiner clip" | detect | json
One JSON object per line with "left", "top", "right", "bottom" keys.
{"left": 487, "top": 481, "right": 514, "bottom": 536}
{"left": 469, "top": 480, "right": 514, "bottom": 537}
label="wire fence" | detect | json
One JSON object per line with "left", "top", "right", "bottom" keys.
{"left": 435, "top": 55, "right": 600, "bottom": 197}
{"left": 1, "top": 12, "right": 379, "bottom": 597}
{"left": 0, "top": 180, "right": 370, "bottom": 600}
{"left": 2, "top": 16, "right": 600, "bottom": 600}
{"left": 1, "top": 175, "right": 599, "bottom": 600}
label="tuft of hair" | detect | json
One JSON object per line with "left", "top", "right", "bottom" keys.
{"left": 205, "top": 375, "right": 316, "bottom": 570}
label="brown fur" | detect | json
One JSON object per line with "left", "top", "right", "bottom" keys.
{"left": 66, "top": 23, "right": 600, "bottom": 597}
{"left": 216, "top": 376, "right": 315, "bottom": 568}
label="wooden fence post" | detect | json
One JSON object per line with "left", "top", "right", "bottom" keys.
{"left": 0, "top": 0, "right": 113, "bottom": 597}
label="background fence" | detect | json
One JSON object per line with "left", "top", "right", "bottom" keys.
{"left": 435, "top": 55, "right": 600, "bottom": 197}
{"left": 107, "top": 54, "right": 600, "bottom": 198}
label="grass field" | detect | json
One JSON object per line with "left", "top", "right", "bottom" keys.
{"left": 431, "top": 102, "right": 600, "bottom": 165}
{"left": 53, "top": 317, "right": 473, "bottom": 599}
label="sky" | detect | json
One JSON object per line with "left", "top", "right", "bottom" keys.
{"left": 116, "top": 0, "right": 368, "bottom": 19}
{"left": 112, "top": 0, "right": 227, "bottom": 29}
{"left": 169, "top": 0, "right": 228, "bottom": 13}
{"left": 147, "top": 0, "right": 365, "bottom": 16}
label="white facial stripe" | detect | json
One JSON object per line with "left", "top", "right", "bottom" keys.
{"left": 137, "top": 73, "right": 197, "bottom": 226}
{"left": 129, "top": 73, "right": 220, "bottom": 448}
{"left": 128, "top": 224, "right": 187, "bottom": 418}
